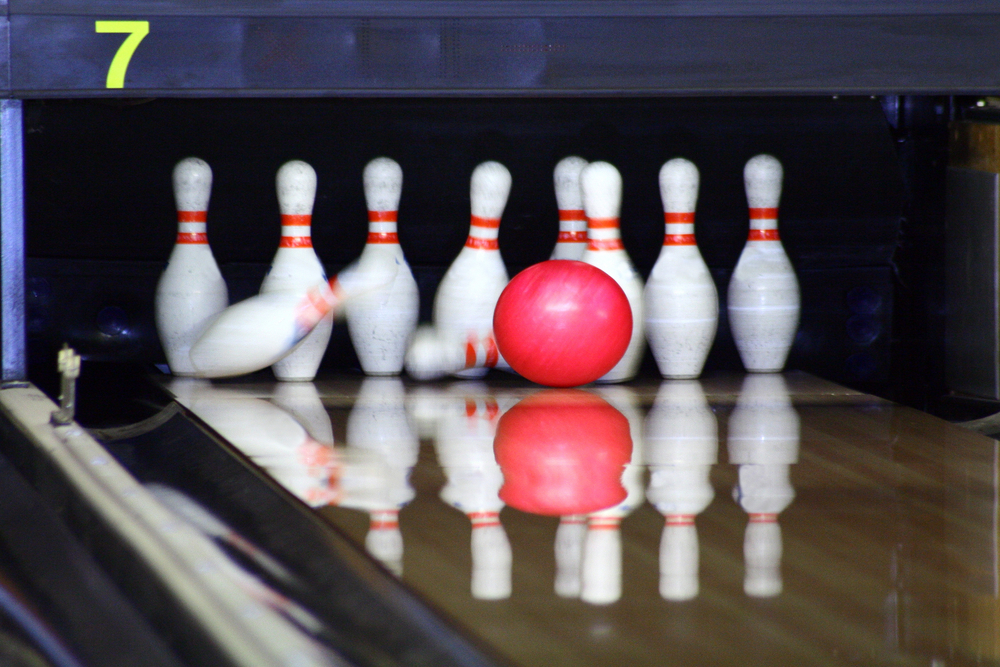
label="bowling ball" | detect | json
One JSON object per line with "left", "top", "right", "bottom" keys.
{"left": 494, "top": 389, "right": 632, "bottom": 516}
{"left": 493, "top": 260, "right": 631, "bottom": 387}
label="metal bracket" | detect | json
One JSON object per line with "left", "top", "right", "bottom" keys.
{"left": 50, "top": 343, "right": 79, "bottom": 425}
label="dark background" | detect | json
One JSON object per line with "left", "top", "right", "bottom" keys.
{"left": 20, "top": 95, "right": 951, "bottom": 413}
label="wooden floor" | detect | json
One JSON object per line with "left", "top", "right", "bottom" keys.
{"left": 170, "top": 372, "right": 1000, "bottom": 667}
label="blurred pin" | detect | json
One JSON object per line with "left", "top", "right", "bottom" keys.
{"left": 261, "top": 160, "right": 333, "bottom": 381}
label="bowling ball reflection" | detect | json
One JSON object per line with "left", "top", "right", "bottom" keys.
{"left": 494, "top": 389, "right": 632, "bottom": 516}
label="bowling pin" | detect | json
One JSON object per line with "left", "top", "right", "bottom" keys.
{"left": 728, "top": 374, "right": 799, "bottom": 598}
{"left": 432, "top": 162, "right": 511, "bottom": 379}
{"left": 260, "top": 160, "right": 333, "bottom": 381}
{"left": 645, "top": 380, "right": 718, "bottom": 601}
{"left": 190, "top": 260, "right": 396, "bottom": 378}
{"left": 580, "top": 162, "right": 645, "bottom": 383}
{"left": 644, "top": 158, "right": 718, "bottom": 379}
{"left": 727, "top": 154, "right": 800, "bottom": 373}
{"left": 345, "top": 158, "right": 420, "bottom": 375}
{"left": 155, "top": 157, "right": 229, "bottom": 376}
{"left": 550, "top": 156, "right": 589, "bottom": 260}
{"left": 404, "top": 325, "right": 499, "bottom": 381}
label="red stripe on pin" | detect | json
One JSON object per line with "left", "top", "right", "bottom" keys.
{"left": 665, "top": 212, "right": 695, "bottom": 223}
{"left": 468, "top": 511, "right": 499, "bottom": 521}
{"left": 589, "top": 522, "right": 620, "bottom": 530}
{"left": 371, "top": 520, "right": 399, "bottom": 530}
{"left": 465, "top": 237, "right": 499, "bottom": 250}
{"left": 465, "top": 340, "right": 477, "bottom": 369}
{"left": 666, "top": 515, "right": 695, "bottom": 526}
{"left": 749, "top": 207, "right": 779, "bottom": 220}
{"left": 367, "top": 232, "right": 399, "bottom": 244}
{"left": 588, "top": 217, "right": 619, "bottom": 229}
{"left": 470, "top": 215, "right": 501, "bottom": 229}
{"left": 664, "top": 234, "right": 696, "bottom": 246}
{"left": 557, "top": 231, "right": 587, "bottom": 242}
{"left": 368, "top": 210, "right": 398, "bottom": 222}
{"left": 558, "top": 209, "right": 586, "bottom": 221}
{"left": 280, "top": 236, "right": 313, "bottom": 248}
{"left": 176, "top": 232, "right": 208, "bottom": 244}
{"left": 484, "top": 336, "right": 499, "bottom": 368}
{"left": 587, "top": 238, "right": 624, "bottom": 251}
{"left": 749, "top": 513, "right": 778, "bottom": 523}
{"left": 177, "top": 210, "right": 207, "bottom": 223}
{"left": 281, "top": 214, "right": 311, "bottom": 226}
{"left": 747, "top": 229, "right": 780, "bottom": 241}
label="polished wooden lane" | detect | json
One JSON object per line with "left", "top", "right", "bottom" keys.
{"left": 173, "top": 372, "right": 1000, "bottom": 666}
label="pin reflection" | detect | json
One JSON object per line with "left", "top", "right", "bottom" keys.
{"left": 436, "top": 383, "right": 512, "bottom": 600}
{"left": 645, "top": 380, "right": 718, "bottom": 601}
{"left": 492, "top": 388, "right": 635, "bottom": 605}
{"left": 345, "top": 377, "right": 418, "bottom": 576}
{"left": 728, "top": 374, "right": 800, "bottom": 598}
{"left": 173, "top": 381, "right": 341, "bottom": 506}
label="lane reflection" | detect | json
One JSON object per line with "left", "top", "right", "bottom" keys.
{"left": 645, "top": 380, "right": 717, "bottom": 601}
{"left": 436, "top": 383, "right": 513, "bottom": 600}
{"left": 168, "top": 373, "right": 1000, "bottom": 666}
{"left": 727, "top": 374, "right": 799, "bottom": 598}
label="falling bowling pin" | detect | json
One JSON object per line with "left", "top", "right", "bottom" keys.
{"left": 345, "top": 158, "right": 420, "bottom": 375}
{"left": 727, "top": 155, "right": 800, "bottom": 373}
{"left": 550, "top": 156, "right": 589, "bottom": 260}
{"left": 404, "top": 325, "right": 499, "bottom": 381}
{"left": 644, "top": 159, "right": 718, "bottom": 379}
{"left": 155, "top": 157, "right": 228, "bottom": 376}
{"left": 432, "top": 162, "right": 511, "bottom": 378}
{"left": 260, "top": 160, "right": 333, "bottom": 381}
{"left": 580, "top": 162, "right": 645, "bottom": 383}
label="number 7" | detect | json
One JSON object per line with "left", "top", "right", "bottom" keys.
{"left": 95, "top": 21, "right": 150, "bottom": 89}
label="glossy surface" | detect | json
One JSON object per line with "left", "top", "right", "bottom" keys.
{"left": 171, "top": 372, "right": 1000, "bottom": 667}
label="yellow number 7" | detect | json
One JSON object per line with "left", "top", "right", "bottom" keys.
{"left": 95, "top": 21, "right": 150, "bottom": 89}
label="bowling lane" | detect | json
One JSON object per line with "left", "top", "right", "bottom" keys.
{"left": 173, "top": 372, "right": 999, "bottom": 667}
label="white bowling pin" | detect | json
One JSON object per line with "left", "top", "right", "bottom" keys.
{"left": 580, "top": 162, "right": 645, "bottom": 383}
{"left": 260, "top": 160, "right": 333, "bottom": 381}
{"left": 727, "top": 155, "right": 800, "bottom": 373}
{"left": 345, "top": 158, "right": 420, "bottom": 375}
{"left": 644, "top": 158, "right": 718, "bottom": 379}
{"left": 155, "top": 157, "right": 229, "bottom": 376}
{"left": 190, "top": 261, "right": 397, "bottom": 379}
{"left": 550, "top": 156, "right": 589, "bottom": 260}
{"left": 432, "top": 162, "right": 511, "bottom": 378}
{"left": 404, "top": 325, "right": 499, "bottom": 381}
